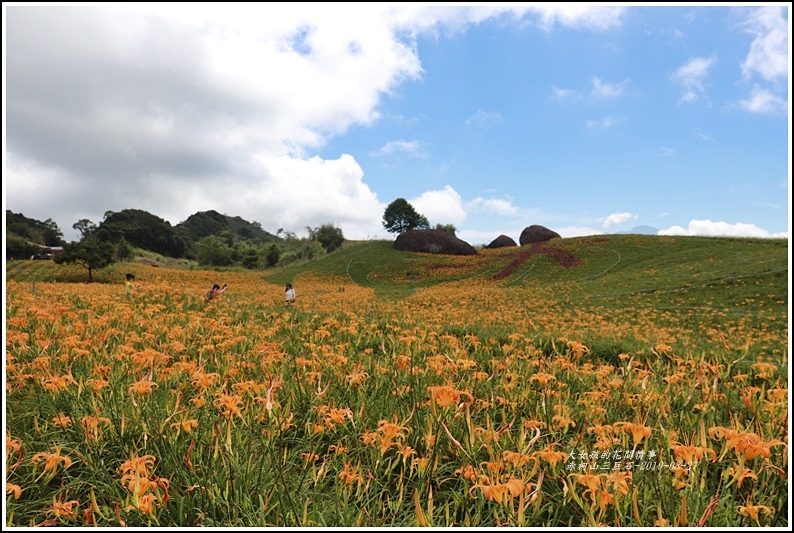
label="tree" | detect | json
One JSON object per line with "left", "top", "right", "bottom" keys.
{"left": 239, "top": 244, "right": 261, "bottom": 269}
{"left": 5, "top": 211, "right": 65, "bottom": 246}
{"left": 308, "top": 223, "right": 345, "bottom": 252}
{"left": 41, "top": 219, "right": 65, "bottom": 246}
{"left": 435, "top": 223, "right": 457, "bottom": 235}
{"left": 73, "top": 219, "right": 98, "bottom": 239}
{"left": 116, "top": 237, "right": 133, "bottom": 261}
{"left": 382, "top": 198, "right": 430, "bottom": 235}
{"left": 265, "top": 243, "right": 281, "bottom": 267}
{"left": 5, "top": 235, "right": 41, "bottom": 260}
{"left": 54, "top": 237, "right": 117, "bottom": 282}
{"left": 96, "top": 209, "right": 187, "bottom": 258}
{"left": 195, "top": 235, "right": 233, "bottom": 266}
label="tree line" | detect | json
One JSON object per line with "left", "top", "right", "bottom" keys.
{"left": 6, "top": 198, "right": 454, "bottom": 280}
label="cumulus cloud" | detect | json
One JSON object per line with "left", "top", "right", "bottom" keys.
{"left": 530, "top": 5, "right": 626, "bottom": 31}
{"left": 737, "top": 86, "right": 788, "bottom": 115}
{"left": 556, "top": 226, "right": 605, "bottom": 238}
{"left": 410, "top": 185, "right": 467, "bottom": 226}
{"left": 6, "top": 4, "right": 432, "bottom": 239}
{"left": 741, "top": 6, "right": 789, "bottom": 83}
{"left": 659, "top": 219, "right": 788, "bottom": 238}
{"left": 590, "top": 76, "right": 626, "bottom": 98}
{"left": 6, "top": 4, "right": 627, "bottom": 242}
{"left": 373, "top": 140, "right": 426, "bottom": 157}
{"left": 585, "top": 116, "right": 618, "bottom": 129}
{"left": 550, "top": 86, "right": 580, "bottom": 100}
{"left": 464, "top": 110, "right": 502, "bottom": 130}
{"left": 598, "top": 212, "right": 638, "bottom": 228}
{"left": 671, "top": 56, "right": 716, "bottom": 104}
{"left": 467, "top": 197, "right": 520, "bottom": 216}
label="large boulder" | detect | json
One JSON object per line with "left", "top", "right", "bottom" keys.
{"left": 485, "top": 234, "right": 518, "bottom": 249}
{"left": 394, "top": 229, "right": 477, "bottom": 255}
{"left": 519, "top": 225, "right": 561, "bottom": 245}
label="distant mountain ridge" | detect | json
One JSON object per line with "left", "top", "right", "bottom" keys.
{"left": 618, "top": 225, "right": 659, "bottom": 235}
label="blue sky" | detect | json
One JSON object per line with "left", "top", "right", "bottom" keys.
{"left": 4, "top": 4, "right": 790, "bottom": 244}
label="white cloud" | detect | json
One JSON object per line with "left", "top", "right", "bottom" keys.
{"left": 373, "top": 139, "right": 426, "bottom": 157}
{"left": 550, "top": 86, "right": 580, "bottom": 100}
{"left": 464, "top": 110, "right": 502, "bottom": 130}
{"left": 467, "top": 197, "right": 520, "bottom": 216}
{"left": 411, "top": 185, "right": 467, "bottom": 226}
{"left": 530, "top": 5, "right": 626, "bottom": 32}
{"left": 598, "top": 212, "right": 638, "bottom": 228}
{"left": 585, "top": 116, "right": 618, "bottom": 129}
{"left": 671, "top": 56, "right": 716, "bottom": 103}
{"left": 659, "top": 219, "right": 788, "bottom": 238}
{"left": 8, "top": 4, "right": 624, "bottom": 243}
{"left": 737, "top": 86, "right": 788, "bottom": 115}
{"left": 590, "top": 77, "right": 626, "bottom": 98}
{"left": 741, "top": 6, "right": 789, "bottom": 83}
{"left": 693, "top": 130, "right": 715, "bottom": 143}
{"left": 556, "top": 226, "right": 605, "bottom": 238}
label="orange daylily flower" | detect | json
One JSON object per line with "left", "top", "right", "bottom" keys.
{"left": 49, "top": 498, "right": 80, "bottom": 520}
{"left": 120, "top": 454, "right": 156, "bottom": 479}
{"left": 503, "top": 450, "right": 533, "bottom": 468}
{"left": 52, "top": 413, "right": 72, "bottom": 427}
{"left": 42, "top": 373, "right": 78, "bottom": 393}
{"left": 670, "top": 441, "right": 717, "bottom": 465}
{"left": 81, "top": 414, "right": 111, "bottom": 442}
{"left": 711, "top": 426, "right": 786, "bottom": 460}
{"left": 6, "top": 483, "right": 22, "bottom": 499}
{"left": 605, "top": 470, "right": 632, "bottom": 496}
{"left": 170, "top": 418, "right": 199, "bottom": 434}
{"left": 530, "top": 372, "right": 556, "bottom": 387}
{"left": 737, "top": 503, "right": 774, "bottom": 525}
{"left": 32, "top": 446, "right": 73, "bottom": 474}
{"left": 470, "top": 476, "right": 528, "bottom": 503}
{"left": 214, "top": 393, "right": 244, "bottom": 419}
{"left": 338, "top": 463, "right": 362, "bottom": 486}
{"left": 325, "top": 407, "right": 353, "bottom": 427}
{"left": 728, "top": 466, "right": 758, "bottom": 488}
{"left": 191, "top": 371, "right": 220, "bottom": 390}
{"left": 427, "top": 385, "right": 471, "bottom": 409}
{"left": 129, "top": 379, "right": 158, "bottom": 396}
{"left": 616, "top": 422, "right": 652, "bottom": 446}
{"left": 85, "top": 378, "right": 109, "bottom": 394}
{"left": 552, "top": 414, "right": 576, "bottom": 430}
{"left": 538, "top": 446, "right": 568, "bottom": 469}
{"left": 734, "top": 433, "right": 785, "bottom": 460}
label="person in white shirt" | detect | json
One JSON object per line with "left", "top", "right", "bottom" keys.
{"left": 285, "top": 283, "right": 296, "bottom": 305}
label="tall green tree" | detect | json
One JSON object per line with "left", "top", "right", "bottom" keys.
{"left": 116, "top": 237, "right": 133, "bottom": 261}
{"left": 265, "top": 243, "right": 281, "bottom": 267}
{"left": 73, "top": 219, "right": 98, "bottom": 239}
{"left": 54, "top": 237, "right": 117, "bottom": 282}
{"left": 308, "top": 223, "right": 345, "bottom": 252}
{"left": 195, "top": 235, "right": 233, "bottom": 266}
{"left": 382, "top": 198, "right": 430, "bottom": 235}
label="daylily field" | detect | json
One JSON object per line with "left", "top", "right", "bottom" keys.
{"left": 4, "top": 235, "right": 789, "bottom": 527}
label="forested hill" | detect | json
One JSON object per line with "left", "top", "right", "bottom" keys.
{"left": 6, "top": 208, "right": 279, "bottom": 260}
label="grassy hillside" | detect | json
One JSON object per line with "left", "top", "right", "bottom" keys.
{"left": 8, "top": 234, "right": 788, "bottom": 308}
{"left": 263, "top": 234, "right": 789, "bottom": 306}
